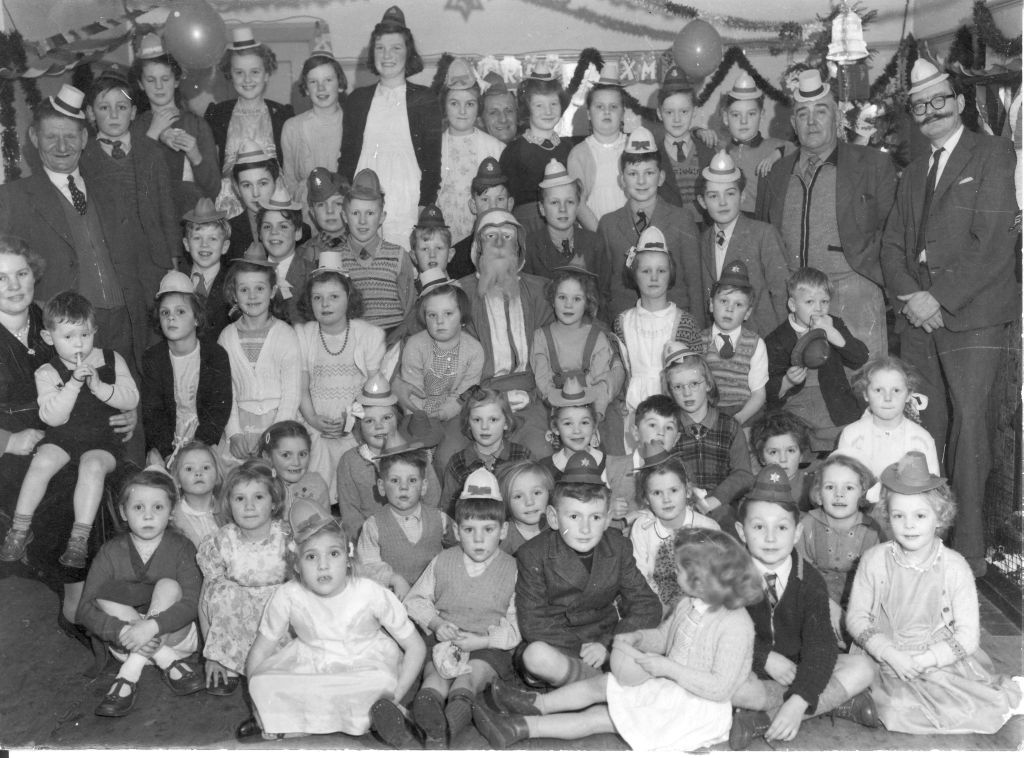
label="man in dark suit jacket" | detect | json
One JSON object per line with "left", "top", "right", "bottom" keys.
{"left": 880, "top": 61, "right": 1019, "bottom": 575}
{"left": 756, "top": 70, "right": 895, "bottom": 362}
{"left": 0, "top": 88, "right": 159, "bottom": 370}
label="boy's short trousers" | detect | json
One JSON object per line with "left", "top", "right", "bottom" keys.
{"left": 424, "top": 633, "right": 514, "bottom": 680}
{"left": 512, "top": 640, "right": 604, "bottom": 687}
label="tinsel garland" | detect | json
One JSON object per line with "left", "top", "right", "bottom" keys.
{"left": 0, "top": 31, "right": 42, "bottom": 182}
{"left": 868, "top": 34, "right": 917, "bottom": 101}
{"left": 696, "top": 47, "right": 792, "bottom": 106}
{"left": 664, "top": 2, "right": 802, "bottom": 34}
{"left": 431, "top": 53, "right": 455, "bottom": 95}
{"left": 567, "top": 48, "right": 603, "bottom": 99}
{"left": 972, "top": 0, "right": 1022, "bottom": 57}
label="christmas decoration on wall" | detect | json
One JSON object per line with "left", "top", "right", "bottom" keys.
{"left": 827, "top": 3, "right": 869, "bottom": 62}
{"left": 0, "top": 30, "right": 42, "bottom": 181}
{"left": 971, "top": 0, "right": 1022, "bottom": 57}
{"left": 696, "top": 48, "right": 792, "bottom": 107}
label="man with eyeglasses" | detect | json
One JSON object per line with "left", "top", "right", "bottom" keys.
{"left": 880, "top": 60, "right": 1018, "bottom": 577}
{"left": 756, "top": 70, "right": 896, "bottom": 365}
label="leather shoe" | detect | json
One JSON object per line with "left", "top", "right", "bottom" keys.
{"left": 830, "top": 691, "right": 880, "bottom": 728}
{"left": 162, "top": 659, "right": 205, "bottom": 696}
{"left": 472, "top": 699, "right": 529, "bottom": 749}
{"left": 370, "top": 698, "right": 422, "bottom": 749}
{"left": 206, "top": 674, "right": 240, "bottom": 696}
{"left": 412, "top": 690, "right": 447, "bottom": 749}
{"left": 728, "top": 708, "right": 770, "bottom": 750}
{"left": 95, "top": 678, "right": 137, "bottom": 718}
{"left": 488, "top": 679, "right": 541, "bottom": 715}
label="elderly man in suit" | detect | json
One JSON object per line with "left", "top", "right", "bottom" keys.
{"left": 756, "top": 70, "right": 896, "bottom": 362}
{"left": 0, "top": 85, "right": 169, "bottom": 371}
{"left": 880, "top": 61, "right": 1019, "bottom": 576}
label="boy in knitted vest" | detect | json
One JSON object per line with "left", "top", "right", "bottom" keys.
{"left": 514, "top": 451, "right": 661, "bottom": 688}
{"left": 702, "top": 260, "right": 767, "bottom": 428}
{"left": 403, "top": 469, "right": 519, "bottom": 748}
{"left": 355, "top": 446, "right": 455, "bottom": 600}
{"left": 728, "top": 465, "right": 878, "bottom": 749}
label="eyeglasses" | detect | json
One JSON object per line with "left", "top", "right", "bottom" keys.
{"left": 909, "top": 94, "right": 952, "bottom": 116}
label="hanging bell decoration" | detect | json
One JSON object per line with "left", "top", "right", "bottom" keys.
{"left": 827, "top": 4, "right": 869, "bottom": 63}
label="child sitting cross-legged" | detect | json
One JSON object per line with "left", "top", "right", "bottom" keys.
{"left": 845, "top": 452, "right": 1024, "bottom": 734}
{"left": 398, "top": 469, "right": 520, "bottom": 749}
{"left": 498, "top": 461, "right": 553, "bottom": 556}
{"left": 512, "top": 450, "right": 662, "bottom": 689}
{"left": 356, "top": 442, "right": 456, "bottom": 601}
{"left": 78, "top": 468, "right": 204, "bottom": 718}
{"left": 236, "top": 498, "right": 425, "bottom": 743}
{"left": 473, "top": 528, "right": 762, "bottom": 751}
{"left": 630, "top": 442, "right": 719, "bottom": 615}
{"left": 728, "top": 464, "right": 879, "bottom": 750}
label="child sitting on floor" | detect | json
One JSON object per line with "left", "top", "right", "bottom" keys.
{"left": 498, "top": 461, "right": 553, "bottom": 555}
{"left": 169, "top": 441, "right": 225, "bottom": 549}
{"left": 750, "top": 409, "right": 817, "bottom": 511}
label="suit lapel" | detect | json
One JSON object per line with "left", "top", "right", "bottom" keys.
{"left": 26, "top": 175, "right": 75, "bottom": 246}
{"left": 548, "top": 536, "right": 591, "bottom": 591}
{"left": 700, "top": 225, "right": 717, "bottom": 282}
{"left": 836, "top": 144, "right": 865, "bottom": 218}
{"left": 931, "top": 131, "right": 973, "bottom": 204}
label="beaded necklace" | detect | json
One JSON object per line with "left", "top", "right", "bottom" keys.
{"left": 319, "top": 324, "right": 350, "bottom": 356}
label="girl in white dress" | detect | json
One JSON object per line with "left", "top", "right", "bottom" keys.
{"left": 473, "top": 527, "right": 763, "bottom": 751}
{"left": 614, "top": 226, "right": 701, "bottom": 452}
{"left": 239, "top": 498, "right": 425, "bottom": 740}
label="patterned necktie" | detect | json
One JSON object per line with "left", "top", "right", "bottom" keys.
{"left": 674, "top": 140, "right": 686, "bottom": 162}
{"left": 635, "top": 209, "right": 648, "bottom": 235}
{"left": 720, "top": 333, "right": 735, "bottom": 359}
{"left": 803, "top": 152, "right": 820, "bottom": 186}
{"left": 99, "top": 138, "right": 126, "bottom": 159}
{"left": 191, "top": 272, "right": 208, "bottom": 298}
{"left": 716, "top": 229, "right": 726, "bottom": 247}
{"left": 765, "top": 573, "right": 780, "bottom": 608}
{"left": 561, "top": 239, "right": 573, "bottom": 261}
{"left": 358, "top": 247, "right": 371, "bottom": 261}
{"left": 67, "top": 175, "right": 87, "bottom": 215}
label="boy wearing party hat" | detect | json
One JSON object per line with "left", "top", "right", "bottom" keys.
{"left": 730, "top": 464, "right": 878, "bottom": 749}
{"left": 597, "top": 126, "right": 703, "bottom": 324}
{"left": 697, "top": 151, "right": 789, "bottom": 338}
{"left": 512, "top": 450, "right": 661, "bottom": 688}
{"left": 720, "top": 73, "right": 793, "bottom": 215}
{"left": 182, "top": 197, "right": 234, "bottom": 339}
{"left": 299, "top": 167, "right": 350, "bottom": 262}
{"left": 338, "top": 169, "right": 416, "bottom": 336}
{"left": 655, "top": 64, "right": 715, "bottom": 219}
{"left": 447, "top": 156, "right": 516, "bottom": 280}
{"left": 524, "top": 159, "right": 609, "bottom": 307}
{"left": 258, "top": 184, "right": 311, "bottom": 324}
{"left": 404, "top": 468, "right": 519, "bottom": 748}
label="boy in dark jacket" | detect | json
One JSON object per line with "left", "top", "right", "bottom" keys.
{"left": 514, "top": 450, "right": 661, "bottom": 687}
{"left": 729, "top": 464, "right": 878, "bottom": 749}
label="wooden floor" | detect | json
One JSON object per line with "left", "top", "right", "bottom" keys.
{"left": 0, "top": 572, "right": 1020, "bottom": 752}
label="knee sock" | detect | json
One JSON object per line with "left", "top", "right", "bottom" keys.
{"left": 11, "top": 513, "right": 32, "bottom": 532}
{"left": 444, "top": 688, "right": 474, "bottom": 736}
{"left": 814, "top": 676, "right": 852, "bottom": 716}
{"left": 69, "top": 522, "right": 92, "bottom": 543}
{"left": 116, "top": 652, "right": 147, "bottom": 684}
{"left": 152, "top": 645, "right": 187, "bottom": 674}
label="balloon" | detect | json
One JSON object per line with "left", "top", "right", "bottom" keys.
{"left": 672, "top": 20, "right": 723, "bottom": 80}
{"left": 180, "top": 66, "right": 216, "bottom": 99}
{"left": 164, "top": 0, "right": 228, "bottom": 70}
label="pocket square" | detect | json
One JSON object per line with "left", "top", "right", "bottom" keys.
{"left": 958, "top": 176, "right": 974, "bottom": 185}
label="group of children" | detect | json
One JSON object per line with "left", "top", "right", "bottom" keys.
{"left": 2, "top": 11, "right": 1021, "bottom": 752}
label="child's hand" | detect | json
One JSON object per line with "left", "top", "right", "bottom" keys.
{"left": 764, "top": 651, "right": 797, "bottom": 686}
{"left": 507, "top": 390, "right": 530, "bottom": 411}
{"left": 5, "top": 428, "right": 44, "bottom": 456}
{"left": 911, "top": 650, "right": 937, "bottom": 672}
{"left": 828, "top": 598, "right": 846, "bottom": 648}
{"left": 809, "top": 314, "right": 844, "bottom": 346}
{"left": 228, "top": 434, "right": 251, "bottom": 460}
{"left": 71, "top": 358, "right": 93, "bottom": 384}
{"left": 109, "top": 408, "right": 137, "bottom": 442}
{"left": 610, "top": 497, "right": 629, "bottom": 520}
{"left": 882, "top": 649, "right": 923, "bottom": 681}
{"left": 785, "top": 365, "right": 808, "bottom": 387}
{"left": 613, "top": 631, "right": 643, "bottom": 648}
{"left": 454, "top": 632, "right": 490, "bottom": 652}
{"left": 693, "top": 126, "right": 718, "bottom": 148}
{"left": 766, "top": 695, "right": 808, "bottom": 741}
{"left": 149, "top": 109, "right": 179, "bottom": 141}
{"left": 635, "top": 652, "right": 674, "bottom": 678}
{"left": 755, "top": 150, "right": 783, "bottom": 177}
{"left": 118, "top": 618, "right": 159, "bottom": 652}
{"left": 390, "top": 575, "right": 412, "bottom": 600}
{"left": 434, "top": 621, "right": 461, "bottom": 642}
{"left": 205, "top": 660, "right": 235, "bottom": 689}
{"left": 579, "top": 641, "right": 608, "bottom": 668}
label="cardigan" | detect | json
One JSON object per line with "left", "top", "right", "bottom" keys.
{"left": 746, "top": 551, "right": 837, "bottom": 712}
{"left": 204, "top": 98, "right": 294, "bottom": 171}
{"left": 636, "top": 596, "right": 755, "bottom": 702}
{"left": 765, "top": 316, "right": 868, "bottom": 427}
{"left": 0, "top": 304, "right": 52, "bottom": 448}
{"left": 835, "top": 410, "right": 941, "bottom": 478}
{"left": 141, "top": 339, "right": 233, "bottom": 458}
{"left": 515, "top": 527, "right": 662, "bottom": 655}
{"left": 216, "top": 318, "right": 301, "bottom": 440}
{"left": 131, "top": 109, "right": 221, "bottom": 216}
{"left": 339, "top": 82, "right": 443, "bottom": 206}
{"left": 77, "top": 530, "right": 201, "bottom": 644}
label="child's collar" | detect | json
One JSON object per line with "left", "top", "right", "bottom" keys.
{"left": 387, "top": 502, "right": 422, "bottom": 520}
{"left": 98, "top": 132, "right": 132, "bottom": 153}
{"left": 788, "top": 314, "right": 811, "bottom": 335}
{"left": 731, "top": 133, "right": 764, "bottom": 148}
{"left": 350, "top": 234, "right": 382, "bottom": 256}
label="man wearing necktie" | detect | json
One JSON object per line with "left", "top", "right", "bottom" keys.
{"left": 880, "top": 60, "right": 1019, "bottom": 577}
{"left": 756, "top": 70, "right": 895, "bottom": 365}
